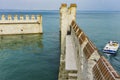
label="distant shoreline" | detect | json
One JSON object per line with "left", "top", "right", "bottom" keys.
{"left": 0, "top": 10, "right": 120, "bottom": 14}
{"left": 0, "top": 9, "right": 120, "bottom": 11}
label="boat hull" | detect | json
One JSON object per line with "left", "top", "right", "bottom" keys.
{"left": 103, "top": 50, "right": 117, "bottom": 54}
{"left": 103, "top": 41, "right": 119, "bottom": 54}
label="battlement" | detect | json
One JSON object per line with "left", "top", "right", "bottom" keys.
{"left": 0, "top": 14, "right": 42, "bottom": 35}
{"left": 0, "top": 14, "right": 42, "bottom": 23}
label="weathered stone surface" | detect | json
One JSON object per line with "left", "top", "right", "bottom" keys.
{"left": 0, "top": 15, "right": 42, "bottom": 35}
{"left": 66, "top": 35, "right": 77, "bottom": 71}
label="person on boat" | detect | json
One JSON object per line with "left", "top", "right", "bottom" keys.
{"left": 109, "top": 40, "right": 113, "bottom": 46}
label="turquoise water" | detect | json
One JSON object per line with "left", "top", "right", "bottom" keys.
{"left": 0, "top": 11, "right": 60, "bottom": 80}
{"left": 0, "top": 10, "right": 120, "bottom": 80}
{"left": 76, "top": 11, "right": 120, "bottom": 75}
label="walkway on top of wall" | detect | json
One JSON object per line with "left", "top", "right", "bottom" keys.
{"left": 65, "top": 35, "right": 78, "bottom": 80}
{"left": 66, "top": 35, "right": 77, "bottom": 71}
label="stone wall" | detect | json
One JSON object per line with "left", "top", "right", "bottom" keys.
{"left": 59, "top": 3, "right": 77, "bottom": 80}
{"left": 59, "top": 3, "right": 120, "bottom": 80}
{"left": 0, "top": 15, "right": 42, "bottom": 35}
{"left": 60, "top": 3, "right": 76, "bottom": 55}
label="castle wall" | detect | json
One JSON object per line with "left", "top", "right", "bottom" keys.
{"left": 59, "top": 4, "right": 77, "bottom": 80}
{"left": 59, "top": 3, "right": 120, "bottom": 80}
{"left": 0, "top": 15, "right": 42, "bottom": 35}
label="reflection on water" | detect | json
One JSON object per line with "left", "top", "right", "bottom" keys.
{"left": 0, "top": 34, "right": 43, "bottom": 50}
{"left": 0, "top": 34, "right": 47, "bottom": 80}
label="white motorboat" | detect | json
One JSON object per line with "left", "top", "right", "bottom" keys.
{"left": 103, "top": 41, "right": 119, "bottom": 54}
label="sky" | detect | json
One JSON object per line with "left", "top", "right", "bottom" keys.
{"left": 0, "top": 0, "right": 120, "bottom": 11}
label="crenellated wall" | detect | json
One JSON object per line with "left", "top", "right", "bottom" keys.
{"left": 0, "top": 14, "right": 42, "bottom": 35}
{"left": 59, "top": 4, "right": 120, "bottom": 80}
{"left": 59, "top": 3, "right": 77, "bottom": 80}
{"left": 60, "top": 3, "right": 76, "bottom": 55}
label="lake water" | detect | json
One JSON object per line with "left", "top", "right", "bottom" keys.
{"left": 0, "top": 10, "right": 120, "bottom": 80}
{"left": 0, "top": 11, "right": 60, "bottom": 80}
{"left": 76, "top": 11, "right": 120, "bottom": 75}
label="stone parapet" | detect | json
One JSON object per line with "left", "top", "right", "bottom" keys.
{"left": 59, "top": 3, "right": 77, "bottom": 80}
{"left": 0, "top": 15, "right": 41, "bottom": 21}
{"left": 0, "top": 14, "right": 42, "bottom": 35}
{"left": 59, "top": 3, "right": 120, "bottom": 80}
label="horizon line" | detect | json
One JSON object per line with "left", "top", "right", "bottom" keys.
{"left": 0, "top": 9, "right": 120, "bottom": 12}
